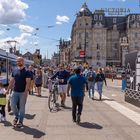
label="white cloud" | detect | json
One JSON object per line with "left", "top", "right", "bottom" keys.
{"left": 0, "top": 33, "right": 31, "bottom": 50}
{"left": 56, "top": 15, "right": 70, "bottom": 24}
{"left": 0, "top": 30, "right": 5, "bottom": 35}
{"left": 0, "top": 0, "right": 28, "bottom": 24}
{"left": 19, "top": 24, "right": 35, "bottom": 33}
{"left": 0, "top": 37, "right": 12, "bottom": 49}
{"left": 14, "top": 33, "right": 31, "bottom": 46}
{"left": 56, "top": 21, "right": 62, "bottom": 25}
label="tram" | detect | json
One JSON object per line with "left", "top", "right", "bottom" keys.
{"left": 0, "top": 49, "right": 33, "bottom": 86}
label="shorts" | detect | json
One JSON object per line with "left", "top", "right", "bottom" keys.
{"left": 35, "top": 84, "right": 42, "bottom": 87}
{"left": 58, "top": 84, "right": 67, "bottom": 93}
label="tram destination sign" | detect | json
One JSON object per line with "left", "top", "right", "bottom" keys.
{"left": 95, "top": 8, "right": 131, "bottom": 15}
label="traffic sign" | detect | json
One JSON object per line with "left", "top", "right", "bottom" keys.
{"left": 79, "top": 51, "right": 85, "bottom": 57}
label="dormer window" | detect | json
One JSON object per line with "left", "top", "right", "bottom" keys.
{"left": 99, "top": 15, "right": 103, "bottom": 21}
{"left": 137, "top": 15, "right": 140, "bottom": 21}
{"left": 94, "top": 15, "right": 98, "bottom": 20}
{"left": 132, "top": 15, "right": 135, "bottom": 21}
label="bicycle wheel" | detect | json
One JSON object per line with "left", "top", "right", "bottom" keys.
{"left": 48, "top": 92, "right": 55, "bottom": 111}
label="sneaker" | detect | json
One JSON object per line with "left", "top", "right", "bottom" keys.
{"left": 13, "top": 117, "right": 18, "bottom": 126}
{"left": 16, "top": 122, "right": 23, "bottom": 128}
{"left": 1, "top": 116, "right": 6, "bottom": 122}
{"left": 61, "top": 103, "right": 65, "bottom": 107}
{"left": 61, "top": 100, "right": 65, "bottom": 107}
{"left": 73, "top": 116, "right": 76, "bottom": 123}
{"left": 99, "top": 95, "right": 102, "bottom": 101}
{"left": 88, "top": 95, "right": 91, "bottom": 98}
{"left": 91, "top": 97, "right": 94, "bottom": 100}
{"left": 55, "top": 103, "right": 59, "bottom": 107}
{"left": 76, "top": 114, "right": 81, "bottom": 124}
{"left": 73, "top": 119, "right": 76, "bottom": 123}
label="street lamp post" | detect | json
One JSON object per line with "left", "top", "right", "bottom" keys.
{"left": 6, "top": 52, "right": 9, "bottom": 86}
{"left": 84, "top": 27, "right": 87, "bottom": 63}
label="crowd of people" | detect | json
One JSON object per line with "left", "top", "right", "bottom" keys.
{"left": 0, "top": 56, "right": 107, "bottom": 127}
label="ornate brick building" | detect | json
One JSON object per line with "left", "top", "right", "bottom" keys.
{"left": 70, "top": 3, "right": 140, "bottom": 68}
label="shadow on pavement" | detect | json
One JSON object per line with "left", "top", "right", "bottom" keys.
{"left": 13, "top": 125, "right": 46, "bottom": 138}
{"left": 78, "top": 122, "right": 103, "bottom": 129}
{"left": 101, "top": 98, "right": 115, "bottom": 101}
{"left": 63, "top": 106, "right": 72, "bottom": 110}
{"left": 25, "top": 114, "right": 36, "bottom": 119}
{"left": 93, "top": 98, "right": 114, "bottom": 101}
{"left": 3, "top": 121, "right": 12, "bottom": 127}
{"left": 37, "top": 95, "right": 48, "bottom": 98}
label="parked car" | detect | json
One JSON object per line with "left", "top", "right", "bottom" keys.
{"left": 116, "top": 68, "right": 125, "bottom": 79}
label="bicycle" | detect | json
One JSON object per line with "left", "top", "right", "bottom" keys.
{"left": 48, "top": 79, "right": 59, "bottom": 112}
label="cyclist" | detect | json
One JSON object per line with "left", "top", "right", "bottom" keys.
{"left": 51, "top": 64, "right": 70, "bottom": 107}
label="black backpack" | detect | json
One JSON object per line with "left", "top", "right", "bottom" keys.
{"left": 87, "top": 71, "right": 95, "bottom": 82}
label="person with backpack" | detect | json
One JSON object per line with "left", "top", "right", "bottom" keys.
{"left": 86, "top": 67, "right": 96, "bottom": 100}
{"left": 95, "top": 68, "right": 107, "bottom": 100}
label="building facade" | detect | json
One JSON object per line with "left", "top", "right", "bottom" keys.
{"left": 59, "top": 39, "right": 71, "bottom": 65}
{"left": 70, "top": 3, "right": 140, "bottom": 68}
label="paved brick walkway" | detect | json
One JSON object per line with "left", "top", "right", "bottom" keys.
{"left": 0, "top": 79, "right": 140, "bottom": 140}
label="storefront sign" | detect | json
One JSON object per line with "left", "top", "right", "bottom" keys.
{"left": 95, "top": 8, "right": 131, "bottom": 15}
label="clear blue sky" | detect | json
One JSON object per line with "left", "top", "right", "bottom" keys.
{"left": 0, "top": 0, "right": 139, "bottom": 58}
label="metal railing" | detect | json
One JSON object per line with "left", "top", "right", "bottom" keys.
{"left": 125, "top": 88, "right": 140, "bottom": 102}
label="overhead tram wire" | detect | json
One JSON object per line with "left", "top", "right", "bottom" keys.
{"left": 0, "top": 25, "right": 59, "bottom": 42}
{"left": 0, "top": 17, "right": 137, "bottom": 43}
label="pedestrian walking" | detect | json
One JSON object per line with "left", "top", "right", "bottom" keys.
{"left": 28, "top": 65, "right": 35, "bottom": 95}
{"left": 67, "top": 66, "right": 87, "bottom": 124}
{"left": 121, "top": 72, "right": 126, "bottom": 92}
{"left": 95, "top": 68, "right": 107, "bottom": 100}
{"left": 6, "top": 57, "right": 31, "bottom": 128}
{"left": 35, "top": 67, "right": 42, "bottom": 97}
{"left": 86, "top": 67, "right": 96, "bottom": 99}
{"left": 47, "top": 68, "right": 54, "bottom": 92}
{"left": 0, "top": 81, "right": 6, "bottom": 122}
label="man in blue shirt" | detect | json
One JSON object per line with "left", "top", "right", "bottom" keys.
{"left": 6, "top": 57, "right": 31, "bottom": 128}
{"left": 67, "top": 66, "right": 87, "bottom": 123}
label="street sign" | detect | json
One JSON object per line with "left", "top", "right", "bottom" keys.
{"left": 79, "top": 51, "right": 85, "bottom": 57}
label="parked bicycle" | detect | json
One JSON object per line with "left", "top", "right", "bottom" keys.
{"left": 48, "top": 79, "right": 59, "bottom": 112}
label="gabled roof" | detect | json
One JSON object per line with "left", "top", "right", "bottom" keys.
{"left": 77, "top": 3, "right": 92, "bottom": 17}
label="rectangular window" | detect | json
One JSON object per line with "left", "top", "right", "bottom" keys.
{"left": 97, "top": 44, "right": 100, "bottom": 50}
